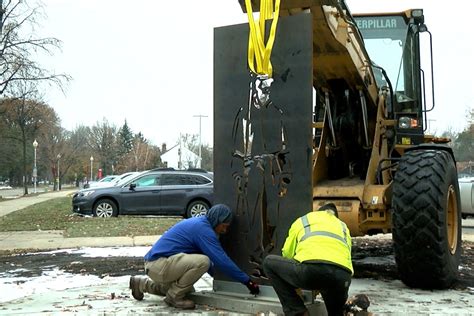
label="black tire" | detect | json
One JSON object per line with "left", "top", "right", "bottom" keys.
{"left": 186, "top": 200, "right": 210, "bottom": 218}
{"left": 93, "top": 199, "right": 118, "bottom": 218}
{"left": 392, "top": 149, "right": 461, "bottom": 289}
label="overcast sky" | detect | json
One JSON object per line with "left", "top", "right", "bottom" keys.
{"left": 38, "top": 0, "right": 473, "bottom": 147}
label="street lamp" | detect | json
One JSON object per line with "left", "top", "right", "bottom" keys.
{"left": 90, "top": 156, "right": 94, "bottom": 182}
{"left": 32, "top": 139, "right": 38, "bottom": 194}
{"left": 193, "top": 114, "right": 208, "bottom": 168}
{"left": 56, "top": 154, "right": 61, "bottom": 191}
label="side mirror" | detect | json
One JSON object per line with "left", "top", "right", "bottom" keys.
{"left": 129, "top": 183, "right": 136, "bottom": 190}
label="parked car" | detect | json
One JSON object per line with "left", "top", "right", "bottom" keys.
{"left": 104, "top": 172, "right": 139, "bottom": 187}
{"left": 72, "top": 169, "right": 214, "bottom": 218}
{"left": 459, "top": 176, "right": 474, "bottom": 219}
{"left": 83, "top": 175, "right": 118, "bottom": 189}
{"left": 84, "top": 172, "right": 140, "bottom": 189}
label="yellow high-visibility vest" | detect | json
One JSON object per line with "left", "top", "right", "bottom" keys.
{"left": 282, "top": 211, "right": 353, "bottom": 274}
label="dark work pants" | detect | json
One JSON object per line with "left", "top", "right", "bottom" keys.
{"left": 263, "top": 254, "right": 351, "bottom": 316}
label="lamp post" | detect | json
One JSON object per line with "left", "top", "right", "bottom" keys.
{"left": 90, "top": 156, "right": 94, "bottom": 182}
{"left": 32, "top": 139, "right": 38, "bottom": 194}
{"left": 56, "top": 154, "right": 61, "bottom": 191}
{"left": 193, "top": 114, "right": 208, "bottom": 168}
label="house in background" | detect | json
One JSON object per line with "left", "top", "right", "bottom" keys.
{"left": 161, "top": 142, "right": 201, "bottom": 170}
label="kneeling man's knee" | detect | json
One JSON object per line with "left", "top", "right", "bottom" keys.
{"left": 198, "top": 255, "right": 211, "bottom": 270}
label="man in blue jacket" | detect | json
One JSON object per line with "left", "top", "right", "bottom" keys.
{"left": 129, "top": 204, "right": 260, "bottom": 309}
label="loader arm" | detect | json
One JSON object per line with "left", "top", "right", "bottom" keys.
{"left": 240, "top": 0, "right": 379, "bottom": 106}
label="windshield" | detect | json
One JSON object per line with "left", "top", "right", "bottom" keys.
{"left": 112, "top": 172, "right": 138, "bottom": 186}
{"left": 119, "top": 171, "right": 148, "bottom": 187}
{"left": 355, "top": 14, "right": 422, "bottom": 124}
{"left": 355, "top": 16, "right": 420, "bottom": 112}
{"left": 98, "top": 176, "right": 116, "bottom": 183}
{"left": 355, "top": 16, "right": 407, "bottom": 92}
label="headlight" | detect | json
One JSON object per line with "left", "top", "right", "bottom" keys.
{"left": 81, "top": 190, "right": 95, "bottom": 197}
{"left": 398, "top": 117, "right": 418, "bottom": 128}
{"left": 412, "top": 9, "right": 423, "bottom": 18}
{"left": 399, "top": 117, "right": 410, "bottom": 128}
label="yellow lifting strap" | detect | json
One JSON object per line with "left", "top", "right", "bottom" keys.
{"left": 245, "top": 0, "right": 281, "bottom": 77}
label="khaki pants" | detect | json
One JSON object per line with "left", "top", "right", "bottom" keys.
{"left": 144, "top": 253, "right": 210, "bottom": 299}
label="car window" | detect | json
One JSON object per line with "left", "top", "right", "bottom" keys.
{"left": 160, "top": 174, "right": 181, "bottom": 186}
{"left": 99, "top": 176, "right": 116, "bottom": 183}
{"left": 133, "top": 174, "right": 160, "bottom": 187}
{"left": 192, "top": 175, "right": 211, "bottom": 185}
{"left": 159, "top": 174, "right": 211, "bottom": 185}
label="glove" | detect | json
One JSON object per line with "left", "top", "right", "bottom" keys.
{"left": 245, "top": 280, "right": 260, "bottom": 295}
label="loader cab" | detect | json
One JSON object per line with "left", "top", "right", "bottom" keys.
{"left": 354, "top": 9, "right": 428, "bottom": 146}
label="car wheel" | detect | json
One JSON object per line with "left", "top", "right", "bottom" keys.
{"left": 93, "top": 199, "right": 118, "bottom": 218}
{"left": 186, "top": 201, "right": 210, "bottom": 218}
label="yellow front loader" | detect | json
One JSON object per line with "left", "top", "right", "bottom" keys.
{"left": 238, "top": 0, "right": 461, "bottom": 289}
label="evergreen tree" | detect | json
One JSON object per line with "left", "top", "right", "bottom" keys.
{"left": 118, "top": 120, "right": 133, "bottom": 155}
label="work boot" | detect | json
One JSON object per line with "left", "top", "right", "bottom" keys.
{"left": 129, "top": 276, "right": 144, "bottom": 301}
{"left": 155, "top": 283, "right": 168, "bottom": 296}
{"left": 164, "top": 293, "right": 195, "bottom": 309}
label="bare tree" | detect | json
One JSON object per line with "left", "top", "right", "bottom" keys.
{"left": 87, "top": 119, "right": 119, "bottom": 176}
{"left": 0, "top": 0, "right": 70, "bottom": 97}
{"left": 0, "top": 90, "right": 58, "bottom": 194}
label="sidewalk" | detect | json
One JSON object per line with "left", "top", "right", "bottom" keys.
{"left": 0, "top": 189, "right": 160, "bottom": 251}
{"left": 0, "top": 188, "right": 77, "bottom": 217}
{"left": 0, "top": 230, "right": 158, "bottom": 251}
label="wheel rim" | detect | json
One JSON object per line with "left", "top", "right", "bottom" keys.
{"left": 446, "top": 185, "right": 459, "bottom": 255}
{"left": 96, "top": 203, "right": 113, "bottom": 217}
{"left": 190, "top": 203, "right": 207, "bottom": 217}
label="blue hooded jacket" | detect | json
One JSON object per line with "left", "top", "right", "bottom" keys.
{"left": 144, "top": 205, "right": 249, "bottom": 284}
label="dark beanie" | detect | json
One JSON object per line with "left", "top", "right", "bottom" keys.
{"left": 206, "top": 204, "right": 233, "bottom": 228}
{"left": 319, "top": 203, "right": 339, "bottom": 218}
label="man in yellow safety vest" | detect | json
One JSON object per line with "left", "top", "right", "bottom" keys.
{"left": 263, "top": 203, "right": 353, "bottom": 316}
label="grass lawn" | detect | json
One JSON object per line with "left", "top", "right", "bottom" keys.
{"left": 0, "top": 197, "right": 181, "bottom": 238}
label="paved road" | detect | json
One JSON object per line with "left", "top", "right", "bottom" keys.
{"left": 463, "top": 218, "right": 474, "bottom": 235}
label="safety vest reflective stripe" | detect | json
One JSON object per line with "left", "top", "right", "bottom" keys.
{"left": 301, "top": 230, "right": 348, "bottom": 244}
{"left": 300, "top": 215, "right": 349, "bottom": 247}
{"left": 341, "top": 222, "right": 348, "bottom": 243}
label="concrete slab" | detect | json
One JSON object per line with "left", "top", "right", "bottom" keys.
{"left": 189, "top": 279, "right": 325, "bottom": 315}
{"left": 191, "top": 290, "right": 326, "bottom": 315}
